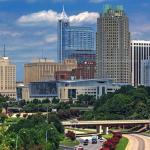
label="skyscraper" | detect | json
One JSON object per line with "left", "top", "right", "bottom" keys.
{"left": 96, "top": 5, "right": 131, "bottom": 83}
{"left": 0, "top": 57, "right": 16, "bottom": 99}
{"left": 131, "top": 40, "right": 150, "bottom": 86}
{"left": 141, "top": 59, "right": 150, "bottom": 87}
{"left": 58, "top": 8, "right": 95, "bottom": 63}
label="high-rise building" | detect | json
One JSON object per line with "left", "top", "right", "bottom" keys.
{"left": 131, "top": 40, "right": 150, "bottom": 86}
{"left": 141, "top": 59, "right": 150, "bottom": 87}
{"left": 96, "top": 5, "right": 131, "bottom": 83}
{"left": 55, "top": 60, "right": 96, "bottom": 80}
{"left": 24, "top": 58, "right": 77, "bottom": 84}
{"left": 58, "top": 8, "right": 95, "bottom": 63}
{"left": 0, "top": 57, "right": 16, "bottom": 99}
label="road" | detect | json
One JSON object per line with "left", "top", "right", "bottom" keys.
{"left": 76, "top": 136, "right": 104, "bottom": 150}
{"left": 124, "top": 134, "right": 150, "bottom": 150}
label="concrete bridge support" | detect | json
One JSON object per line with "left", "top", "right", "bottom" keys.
{"left": 96, "top": 125, "right": 109, "bottom": 134}
{"left": 103, "top": 126, "right": 109, "bottom": 135}
{"left": 96, "top": 125, "right": 103, "bottom": 134}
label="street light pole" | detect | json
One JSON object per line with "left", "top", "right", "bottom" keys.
{"left": 45, "top": 130, "right": 48, "bottom": 150}
{"left": 16, "top": 134, "right": 18, "bottom": 150}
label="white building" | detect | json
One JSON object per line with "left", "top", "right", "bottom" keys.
{"left": 57, "top": 79, "right": 128, "bottom": 101}
{"left": 131, "top": 40, "right": 150, "bottom": 86}
{"left": 0, "top": 57, "right": 16, "bottom": 99}
{"left": 141, "top": 59, "right": 150, "bottom": 87}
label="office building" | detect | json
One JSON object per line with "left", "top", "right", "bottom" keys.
{"left": 58, "top": 8, "right": 96, "bottom": 63}
{"left": 141, "top": 59, "right": 150, "bottom": 87}
{"left": 24, "top": 58, "right": 77, "bottom": 84}
{"left": 131, "top": 40, "right": 150, "bottom": 86}
{"left": 55, "top": 60, "right": 96, "bottom": 80}
{"left": 57, "top": 79, "right": 127, "bottom": 101}
{"left": 29, "top": 81, "right": 57, "bottom": 99}
{"left": 25, "top": 79, "right": 127, "bottom": 101}
{"left": 96, "top": 5, "right": 131, "bottom": 83}
{"left": 0, "top": 57, "right": 16, "bottom": 99}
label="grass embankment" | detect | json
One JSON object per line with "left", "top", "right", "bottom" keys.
{"left": 116, "top": 137, "right": 128, "bottom": 150}
{"left": 60, "top": 137, "right": 80, "bottom": 147}
{"left": 65, "top": 127, "right": 96, "bottom": 134}
{"left": 102, "top": 134, "right": 113, "bottom": 139}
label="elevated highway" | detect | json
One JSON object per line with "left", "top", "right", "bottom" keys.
{"left": 62, "top": 120, "right": 150, "bottom": 126}
{"left": 62, "top": 120, "right": 150, "bottom": 134}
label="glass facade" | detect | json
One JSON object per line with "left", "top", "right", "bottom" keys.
{"left": 58, "top": 10, "right": 96, "bottom": 63}
{"left": 29, "top": 81, "right": 57, "bottom": 98}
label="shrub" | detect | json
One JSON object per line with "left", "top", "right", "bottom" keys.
{"left": 65, "top": 131, "right": 76, "bottom": 141}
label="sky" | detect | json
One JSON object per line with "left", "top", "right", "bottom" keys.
{"left": 0, "top": 0, "right": 150, "bottom": 80}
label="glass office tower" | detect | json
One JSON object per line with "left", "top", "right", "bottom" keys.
{"left": 58, "top": 8, "right": 95, "bottom": 63}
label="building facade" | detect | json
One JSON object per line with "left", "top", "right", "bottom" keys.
{"left": 96, "top": 5, "right": 131, "bottom": 83}
{"left": 55, "top": 60, "right": 96, "bottom": 80}
{"left": 24, "top": 58, "right": 77, "bottom": 85}
{"left": 58, "top": 8, "right": 96, "bottom": 63}
{"left": 141, "top": 59, "right": 150, "bottom": 87}
{"left": 57, "top": 79, "right": 125, "bottom": 101}
{"left": 131, "top": 40, "right": 150, "bottom": 86}
{"left": 25, "top": 79, "right": 126, "bottom": 101}
{"left": 0, "top": 57, "right": 16, "bottom": 99}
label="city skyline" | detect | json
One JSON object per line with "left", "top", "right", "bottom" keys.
{"left": 0, "top": 0, "right": 150, "bottom": 80}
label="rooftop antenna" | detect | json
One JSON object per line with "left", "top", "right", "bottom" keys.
{"left": 3, "top": 44, "right": 6, "bottom": 57}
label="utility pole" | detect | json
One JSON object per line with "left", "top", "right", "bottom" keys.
{"left": 45, "top": 130, "right": 48, "bottom": 150}
{"left": 16, "top": 134, "right": 18, "bottom": 150}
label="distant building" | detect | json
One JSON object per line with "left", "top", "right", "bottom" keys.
{"left": 24, "top": 79, "right": 127, "bottom": 101}
{"left": 55, "top": 60, "right": 96, "bottom": 80}
{"left": 24, "top": 58, "right": 77, "bottom": 85}
{"left": 141, "top": 59, "right": 150, "bottom": 87}
{"left": 96, "top": 5, "right": 131, "bottom": 83}
{"left": 0, "top": 57, "right": 16, "bottom": 99}
{"left": 55, "top": 71, "right": 72, "bottom": 81}
{"left": 72, "top": 61, "right": 96, "bottom": 79}
{"left": 16, "top": 81, "right": 24, "bottom": 101}
{"left": 58, "top": 8, "right": 96, "bottom": 63}
{"left": 131, "top": 40, "right": 150, "bottom": 86}
{"left": 29, "top": 81, "right": 57, "bottom": 100}
{"left": 57, "top": 79, "right": 127, "bottom": 101}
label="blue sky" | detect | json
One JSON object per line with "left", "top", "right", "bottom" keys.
{"left": 0, "top": 0, "right": 150, "bottom": 80}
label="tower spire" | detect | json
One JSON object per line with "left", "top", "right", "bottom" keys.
{"left": 60, "top": 5, "right": 68, "bottom": 21}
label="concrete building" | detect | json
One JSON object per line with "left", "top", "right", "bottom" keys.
{"left": 131, "top": 40, "right": 150, "bottom": 86}
{"left": 57, "top": 79, "right": 125, "bottom": 101}
{"left": 141, "top": 59, "right": 150, "bottom": 87}
{"left": 24, "top": 58, "right": 77, "bottom": 84}
{"left": 96, "top": 5, "right": 131, "bottom": 83}
{"left": 55, "top": 60, "right": 96, "bottom": 80}
{"left": 0, "top": 57, "right": 16, "bottom": 99}
{"left": 23, "top": 79, "right": 127, "bottom": 101}
{"left": 58, "top": 8, "right": 96, "bottom": 63}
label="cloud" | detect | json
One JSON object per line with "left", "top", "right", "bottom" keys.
{"left": 17, "top": 9, "right": 99, "bottom": 26}
{"left": 89, "top": 0, "right": 107, "bottom": 3}
{"left": 45, "top": 34, "right": 57, "bottom": 43}
{"left": 70, "top": 11, "right": 99, "bottom": 25}
{"left": 17, "top": 10, "right": 59, "bottom": 26}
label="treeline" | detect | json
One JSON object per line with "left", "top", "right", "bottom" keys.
{"left": 81, "top": 86, "right": 150, "bottom": 120}
{"left": 0, "top": 114, "right": 64, "bottom": 150}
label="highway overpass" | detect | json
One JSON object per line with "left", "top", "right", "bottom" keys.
{"left": 62, "top": 120, "right": 150, "bottom": 134}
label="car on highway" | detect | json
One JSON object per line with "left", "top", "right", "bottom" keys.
{"left": 92, "top": 137, "right": 97, "bottom": 144}
{"left": 83, "top": 139, "right": 89, "bottom": 145}
{"left": 75, "top": 146, "right": 84, "bottom": 150}
{"left": 99, "top": 137, "right": 104, "bottom": 142}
